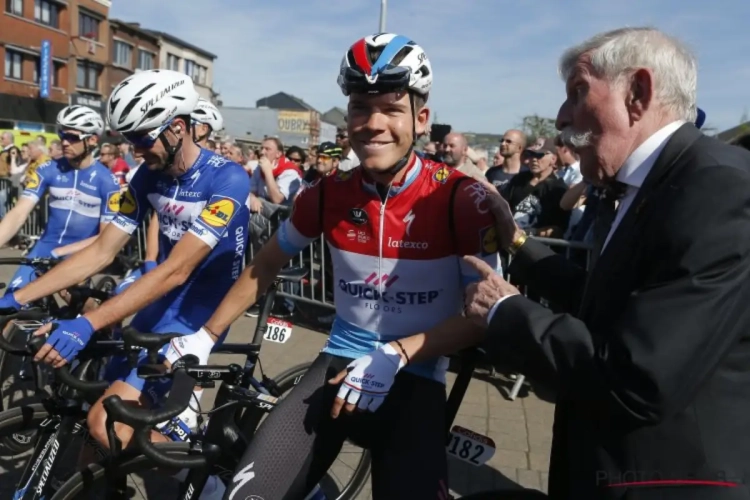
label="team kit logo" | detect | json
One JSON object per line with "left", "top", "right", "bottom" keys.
{"left": 199, "top": 198, "right": 235, "bottom": 228}
{"left": 107, "top": 191, "right": 121, "bottom": 212}
{"left": 24, "top": 171, "right": 40, "bottom": 190}
{"left": 119, "top": 189, "right": 138, "bottom": 215}
{"left": 433, "top": 166, "right": 451, "bottom": 184}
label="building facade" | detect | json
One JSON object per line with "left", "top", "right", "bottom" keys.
{"left": 147, "top": 30, "right": 218, "bottom": 103}
{"left": 1, "top": 0, "right": 74, "bottom": 128}
{"left": 107, "top": 20, "right": 159, "bottom": 98}
{"left": 220, "top": 106, "right": 327, "bottom": 149}
{"left": 67, "top": 0, "right": 111, "bottom": 115}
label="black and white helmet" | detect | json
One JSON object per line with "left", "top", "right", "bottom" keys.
{"left": 56, "top": 105, "right": 104, "bottom": 136}
{"left": 107, "top": 69, "right": 199, "bottom": 133}
{"left": 191, "top": 98, "right": 224, "bottom": 132}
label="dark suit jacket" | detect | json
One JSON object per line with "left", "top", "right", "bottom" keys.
{"left": 486, "top": 124, "right": 750, "bottom": 499}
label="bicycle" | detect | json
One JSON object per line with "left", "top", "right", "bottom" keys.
{"left": 51, "top": 266, "right": 372, "bottom": 500}
{"left": 0, "top": 308, "right": 128, "bottom": 499}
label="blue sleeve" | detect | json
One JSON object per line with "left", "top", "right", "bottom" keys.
{"left": 189, "top": 162, "right": 251, "bottom": 248}
{"left": 21, "top": 161, "right": 54, "bottom": 201}
{"left": 99, "top": 168, "right": 122, "bottom": 224}
{"left": 110, "top": 165, "right": 152, "bottom": 235}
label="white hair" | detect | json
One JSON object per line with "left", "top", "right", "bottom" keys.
{"left": 559, "top": 27, "right": 697, "bottom": 123}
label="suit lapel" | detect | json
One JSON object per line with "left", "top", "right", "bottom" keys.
{"left": 578, "top": 124, "right": 703, "bottom": 318}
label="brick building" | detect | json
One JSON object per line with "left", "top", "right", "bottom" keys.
{"left": 107, "top": 20, "right": 160, "bottom": 99}
{"left": 1, "top": 0, "right": 73, "bottom": 126}
{"left": 0, "top": 0, "right": 110, "bottom": 130}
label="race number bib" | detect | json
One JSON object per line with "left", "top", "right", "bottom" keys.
{"left": 446, "top": 425, "right": 496, "bottom": 466}
{"left": 264, "top": 318, "right": 292, "bottom": 344}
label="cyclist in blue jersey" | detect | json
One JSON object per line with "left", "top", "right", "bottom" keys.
{"left": 0, "top": 69, "right": 249, "bottom": 498}
{"left": 0, "top": 105, "right": 120, "bottom": 293}
{"left": 113, "top": 97, "right": 226, "bottom": 296}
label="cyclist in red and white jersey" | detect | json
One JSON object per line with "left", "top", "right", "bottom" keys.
{"left": 170, "top": 33, "right": 503, "bottom": 499}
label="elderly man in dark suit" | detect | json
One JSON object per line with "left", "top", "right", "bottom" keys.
{"left": 464, "top": 27, "right": 750, "bottom": 499}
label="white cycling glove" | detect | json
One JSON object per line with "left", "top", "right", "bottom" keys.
{"left": 165, "top": 327, "right": 214, "bottom": 367}
{"left": 336, "top": 343, "right": 406, "bottom": 413}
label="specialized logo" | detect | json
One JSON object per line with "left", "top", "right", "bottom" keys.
{"left": 107, "top": 191, "right": 121, "bottom": 212}
{"left": 228, "top": 461, "right": 255, "bottom": 500}
{"left": 403, "top": 209, "right": 415, "bottom": 236}
{"left": 200, "top": 198, "right": 235, "bottom": 227}
{"left": 479, "top": 225, "right": 498, "bottom": 255}
{"left": 119, "top": 189, "right": 138, "bottom": 215}
{"left": 349, "top": 208, "right": 368, "bottom": 225}
{"left": 339, "top": 272, "right": 441, "bottom": 313}
{"left": 433, "top": 166, "right": 451, "bottom": 184}
{"left": 25, "top": 171, "right": 40, "bottom": 190}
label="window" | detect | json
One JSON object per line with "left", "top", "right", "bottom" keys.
{"left": 76, "top": 60, "right": 100, "bottom": 91}
{"left": 198, "top": 66, "right": 207, "bottom": 85}
{"left": 113, "top": 41, "right": 132, "bottom": 68}
{"left": 137, "top": 49, "right": 154, "bottom": 70}
{"left": 79, "top": 11, "right": 100, "bottom": 41}
{"left": 184, "top": 59, "right": 195, "bottom": 79}
{"left": 33, "top": 58, "right": 61, "bottom": 87}
{"left": 166, "top": 53, "right": 180, "bottom": 71}
{"left": 34, "top": 0, "right": 60, "bottom": 28}
{"left": 4, "top": 50, "right": 22, "bottom": 80}
{"left": 6, "top": 0, "right": 23, "bottom": 16}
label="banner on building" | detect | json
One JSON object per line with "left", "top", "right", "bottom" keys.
{"left": 39, "top": 40, "right": 51, "bottom": 99}
{"left": 70, "top": 93, "right": 104, "bottom": 112}
{"left": 277, "top": 110, "right": 310, "bottom": 135}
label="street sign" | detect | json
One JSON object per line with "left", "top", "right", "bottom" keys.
{"left": 39, "top": 39, "right": 51, "bottom": 99}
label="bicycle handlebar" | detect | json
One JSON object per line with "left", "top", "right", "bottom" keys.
{"left": 56, "top": 363, "right": 110, "bottom": 393}
{"left": 103, "top": 363, "right": 208, "bottom": 468}
{"left": 0, "top": 310, "right": 50, "bottom": 355}
{"left": 0, "top": 257, "right": 63, "bottom": 270}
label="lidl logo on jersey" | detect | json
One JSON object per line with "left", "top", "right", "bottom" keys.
{"left": 107, "top": 191, "right": 121, "bottom": 212}
{"left": 199, "top": 198, "right": 235, "bottom": 227}
{"left": 433, "top": 166, "right": 452, "bottom": 184}
{"left": 479, "top": 225, "right": 498, "bottom": 255}
{"left": 24, "top": 171, "right": 40, "bottom": 190}
{"left": 339, "top": 272, "right": 440, "bottom": 313}
{"left": 119, "top": 189, "right": 138, "bottom": 215}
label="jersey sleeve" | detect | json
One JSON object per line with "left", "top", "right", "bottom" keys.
{"left": 99, "top": 171, "right": 122, "bottom": 224}
{"left": 189, "top": 164, "right": 251, "bottom": 248}
{"left": 110, "top": 165, "right": 151, "bottom": 235}
{"left": 276, "top": 169, "right": 302, "bottom": 201}
{"left": 453, "top": 179, "right": 504, "bottom": 285}
{"left": 277, "top": 178, "right": 322, "bottom": 255}
{"left": 20, "top": 161, "right": 53, "bottom": 202}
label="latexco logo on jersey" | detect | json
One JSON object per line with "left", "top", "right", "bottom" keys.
{"left": 339, "top": 272, "right": 441, "bottom": 313}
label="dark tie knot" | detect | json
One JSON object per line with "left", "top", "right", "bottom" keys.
{"left": 603, "top": 180, "right": 628, "bottom": 200}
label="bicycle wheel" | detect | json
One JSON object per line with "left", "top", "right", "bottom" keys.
{"left": 0, "top": 403, "right": 49, "bottom": 455}
{"left": 50, "top": 442, "right": 194, "bottom": 500}
{"left": 0, "top": 323, "right": 49, "bottom": 451}
{"left": 266, "top": 363, "right": 372, "bottom": 500}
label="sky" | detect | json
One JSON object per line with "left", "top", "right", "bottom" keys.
{"left": 111, "top": 0, "right": 750, "bottom": 135}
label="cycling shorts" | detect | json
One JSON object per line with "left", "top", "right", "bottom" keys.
{"left": 227, "top": 352, "right": 449, "bottom": 500}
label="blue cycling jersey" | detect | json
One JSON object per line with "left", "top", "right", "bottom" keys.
{"left": 110, "top": 149, "right": 251, "bottom": 314}
{"left": 22, "top": 159, "right": 121, "bottom": 247}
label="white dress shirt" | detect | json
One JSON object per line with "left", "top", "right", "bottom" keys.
{"left": 486, "top": 120, "right": 686, "bottom": 324}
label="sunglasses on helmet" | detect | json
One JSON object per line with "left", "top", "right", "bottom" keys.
{"left": 341, "top": 65, "right": 411, "bottom": 96}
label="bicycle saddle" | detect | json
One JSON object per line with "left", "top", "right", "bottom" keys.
{"left": 122, "top": 327, "right": 183, "bottom": 351}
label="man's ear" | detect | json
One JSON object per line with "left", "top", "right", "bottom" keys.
{"left": 415, "top": 105, "right": 430, "bottom": 137}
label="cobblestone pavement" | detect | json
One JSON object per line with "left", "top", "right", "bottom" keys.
{"left": 0, "top": 248, "right": 554, "bottom": 498}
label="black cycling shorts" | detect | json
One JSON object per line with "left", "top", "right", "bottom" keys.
{"left": 224, "top": 352, "right": 449, "bottom": 500}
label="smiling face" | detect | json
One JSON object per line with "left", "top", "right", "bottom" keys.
{"left": 347, "top": 91, "right": 429, "bottom": 173}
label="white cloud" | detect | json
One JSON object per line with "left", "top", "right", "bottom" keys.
{"left": 112, "top": 0, "right": 750, "bottom": 135}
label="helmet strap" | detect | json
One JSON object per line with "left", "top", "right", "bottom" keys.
{"left": 192, "top": 124, "right": 210, "bottom": 145}
{"left": 68, "top": 139, "right": 93, "bottom": 167}
{"left": 158, "top": 132, "right": 183, "bottom": 171}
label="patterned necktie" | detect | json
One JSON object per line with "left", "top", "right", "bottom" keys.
{"left": 590, "top": 181, "right": 627, "bottom": 268}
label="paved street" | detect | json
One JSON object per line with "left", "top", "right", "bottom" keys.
{"left": 0, "top": 248, "right": 555, "bottom": 498}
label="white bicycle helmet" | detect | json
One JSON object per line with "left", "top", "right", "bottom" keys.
{"left": 107, "top": 69, "right": 199, "bottom": 133}
{"left": 191, "top": 98, "right": 224, "bottom": 132}
{"left": 337, "top": 33, "right": 433, "bottom": 97}
{"left": 56, "top": 105, "right": 104, "bottom": 136}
